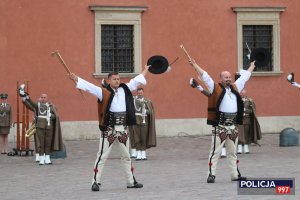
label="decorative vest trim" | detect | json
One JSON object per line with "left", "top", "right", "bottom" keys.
{"left": 207, "top": 83, "right": 244, "bottom": 126}
{"left": 97, "top": 83, "right": 136, "bottom": 131}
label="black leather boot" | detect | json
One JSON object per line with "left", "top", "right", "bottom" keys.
{"left": 207, "top": 174, "right": 216, "bottom": 183}
{"left": 127, "top": 182, "right": 143, "bottom": 188}
{"left": 91, "top": 182, "right": 101, "bottom": 191}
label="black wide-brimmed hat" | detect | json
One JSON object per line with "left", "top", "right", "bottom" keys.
{"left": 250, "top": 48, "right": 270, "bottom": 68}
{"left": 0, "top": 93, "right": 8, "bottom": 99}
{"left": 147, "top": 55, "right": 169, "bottom": 74}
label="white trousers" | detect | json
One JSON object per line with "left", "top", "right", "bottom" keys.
{"left": 208, "top": 126, "right": 240, "bottom": 180}
{"left": 92, "top": 127, "right": 135, "bottom": 186}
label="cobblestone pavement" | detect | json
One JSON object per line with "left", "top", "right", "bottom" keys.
{"left": 0, "top": 133, "right": 299, "bottom": 200}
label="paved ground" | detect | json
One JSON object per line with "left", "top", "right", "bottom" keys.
{"left": 0, "top": 133, "right": 299, "bottom": 200}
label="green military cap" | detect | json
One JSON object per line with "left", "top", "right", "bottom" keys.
{"left": 0, "top": 93, "right": 8, "bottom": 99}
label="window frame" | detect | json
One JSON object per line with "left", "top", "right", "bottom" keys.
{"left": 90, "top": 6, "right": 147, "bottom": 78}
{"left": 101, "top": 24, "right": 134, "bottom": 73}
{"left": 232, "top": 7, "right": 286, "bottom": 76}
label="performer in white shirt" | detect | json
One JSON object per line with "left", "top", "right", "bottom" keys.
{"left": 189, "top": 59, "right": 256, "bottom": 183}
{"left": 69, "top": 65, "right": 149, "bottom": 191}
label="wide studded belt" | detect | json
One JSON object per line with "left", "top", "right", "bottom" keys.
{"left": 107, "top": 111, "right": 127, "bottom": 128}
{"left": 218, "top": 111, "right": 237, "bottom": 126}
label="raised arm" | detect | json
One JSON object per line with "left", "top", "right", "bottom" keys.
{"left": 126, "top": 65, "right": 149, "bottom": 91}
{"left": 247, "top": 61, "right": 256, "bottom": 73}
{"left": 69, "top": 73, "right": 103, "bottom": 100}
{"left": 141, "top": 64, "right": 150, "bottom": 77}
{"left": 235, "top": 61, "right": 256, "bottom": 92}
{"left": 18, "top": 88, "right": 38, "bottom": 111}
{"left": 188, "top": 59, "right": 214, "bottom": 94}
{"left": 189, "top": 59, "right": 205, "bottom": 77}
{"left": 23, "top": 98, "right": 38, "bottom": 111}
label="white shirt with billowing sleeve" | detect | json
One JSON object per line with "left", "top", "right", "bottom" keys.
{"left": 76, "top": 74, "right": 146, "bottom": 112}
{"left": 199, "top": 70, "right": 251, "bottom": 113}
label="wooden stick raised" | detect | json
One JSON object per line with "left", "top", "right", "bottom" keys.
{"left": 179, "top": 44, "right": 192, "bottom": 61}
{"left": 51, "top": 50, "right": 85, "bottom": 99}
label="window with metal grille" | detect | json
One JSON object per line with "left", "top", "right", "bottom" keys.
{"left": 243, "top": 25, "right": 273, "bottom": 71}
{"left": 101, "top": 25, "right": 134, "bottom": 73}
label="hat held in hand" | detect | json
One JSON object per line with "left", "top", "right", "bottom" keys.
{"left": 189, "top": 78, "right": 199, "bottom": 88}
{"left": 147, "top": 55, "right": 170, "bottom": 74}
{"left": 287, "top": 72, "right": 294, "bottom": 83}
{"left": 0, "top": 93, "right": 8, "bottom": 99}
{"left": 250, "top": 48, "right": 270, "bottom": 68}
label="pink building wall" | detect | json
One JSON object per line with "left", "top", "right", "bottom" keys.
{"left": 1, "top": 0, "right": 300, "bottom": 123}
